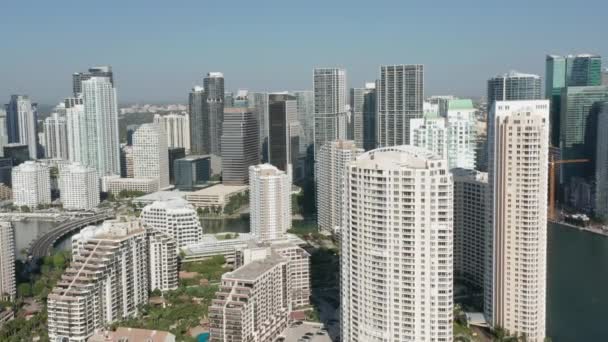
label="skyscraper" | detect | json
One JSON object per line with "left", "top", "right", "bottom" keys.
{"left": 221, "top": 108, "right": 259, "bottom": 185}
{"left": 72, "top": 66, "right": 113, "bottom": 95}
{"left": 147, "top": 229, "right": 178, "bottom": 292}
{"left": 43, "top": 113, "right": 69, "bottom": 160}
{"left": 59, "top": 163, "right": 99, "bottom": 210}
{"left": 595, "top": 102, "right": 608, "bottom": 218}
{"left": 249, "top": 164, "right": 291, "bottom": 241}
{"left": 188, "top": 86, "right": 206, "bottom": 154}
{"left": 486, "top": 100, "right": 549, "bottom": 341}
{"left": 445, "top": 99, "right": 477, "bottom": 169}
{"left": 350, "top": 82, "right": 377, "bottom": 150}
{"left": 12, "top": 161, "right": 51, "bottom": 208}
{"left": 250, "top": 92, "right": 269, "bottom": 158}
{"left": 316, "top": 140, "right": 363, "bottom": 235}
{"left": 341, "top": 146, "right": 453, "bottom": 342}
{"left": 293, "top": 90, "right": 314, "bottom": 154}
{"left": 154, "top": 113, "right": 191, "bottom": 153}
{"left": 313, "top": 68, "right": 347, "bottom": 159}
{"left": 5, "top": 95, "right": 37, "bottom": 159}
{"left": 65, "top": 98, "right": 85, "bottom": 163}
{"left": 268, "top": 93, "right": 299, "bottom": 174}
{"left": 0, "top": 221, "right": 15, "bottom": 301}
{"left": 377, "top": 64, "right": 424, "bottom": 147}
{"left": 81, "top": 77, "right": 120, "bottom": 176}
{"left": 603, "top": 68, "right": 608, "bottom": 86}
{"left": 204, "top": 72, "right": 225, "bottom": 156}
{"left": 487, "top": 71, "right": 542, "bottom": 110}
{"left": 0, "top": 108, "right": 7, "bottom": 156}
{"left": 133, "top": 123, "right": 170, "bottom": 189}
{"left": 546, "top": 54, "right": 602, "bottom": 146}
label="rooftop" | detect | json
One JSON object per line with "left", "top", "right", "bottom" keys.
{"left": 355, "top": 145, "right": 444, "bottom": 170}
{"left": 186, "top": 183, "right": 248, "bottom": 197}
{"left": 89, "top": 327, "right": 175, "bottom": 342}
{"left": 134, "top": 190, "right": 185, "bottom": 203}
{"left": 225, "top": 253, "right": 286, "bottom": 281}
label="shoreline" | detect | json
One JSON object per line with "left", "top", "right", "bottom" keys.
{"left": 549, "top": 220, "right": 608, "bottom": 237}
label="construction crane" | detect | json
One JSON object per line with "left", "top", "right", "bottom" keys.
{"left": 548, "top": 156, "right": 589, "bottom": 220}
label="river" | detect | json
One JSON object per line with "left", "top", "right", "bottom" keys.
{"left": 12, "top": 218, "right": 60, "bottom": 260}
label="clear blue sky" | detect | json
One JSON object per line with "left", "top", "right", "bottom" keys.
{"left": 1, "top": 0, "right": 606, "bottom": 106}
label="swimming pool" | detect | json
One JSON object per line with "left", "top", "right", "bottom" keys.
{"left": 197, "top": 332, "right": 210, "bottom": 342}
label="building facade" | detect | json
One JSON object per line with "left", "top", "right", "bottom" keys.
{"left": 133, "top": 123, "right": 170, "bottom": 189}
{"left": 350, "top": 83, "right": 377, "bottom": 150}
{"left": 268, "top": 93, "right": 299, "bottom": 174}
{"left": 43, "top": 113, "right": 69, "bottom": 160}
{"left": 0, "top": 222, "right": 15, "bottom": 301}
{"left": 141, "top": 197, "right": 203, "bottom": 248}
{"left": 293, "top": 90, "right": 314, "bottom": 154}
{"left": 65, "top": 100, "right": 85, "bottom": 163}
{"left": 5, "top": 95, "right": 37, "bottom": 159}
{"left": 341, "top": 146, "right": 453, "bottom": 342}
{"left": 174, "top": 155, "right": 210, "bottom": 190}
{"left": 154, "top": 113, "right": 191, "bottom": 153}
{"left": 595, "top": 102, "right": 608, "bottom": 218}
{"left": 72, "top": 66, "right": 113, "bottom": 95}
{"left": 189, "top": 86, "right": 206, "bottom": 155}
{"left": 204, "top": 72, "right": 225, "bottom": 156}
{"left": 12, "top": 161, "right": 51, "bottom": 207}
{"left": 249, "top": 164, "right": 291, "bottom": 241}
{"left": 221, "top": 108, "right": 259, "bottom": 185}
{"left": 147, "top": 228, "right": 179, "bottom": 292}
{"left": 485, "top": 100, "right": 549, "bottom": 341}
{"left": 313, "top": 68, "right": 347, "bottom": 159}
{"left": 59, "top": 163, "right": 99, "bottom": 210}
{"left": 487, "top": 71, "right": 542, "bottom": 110}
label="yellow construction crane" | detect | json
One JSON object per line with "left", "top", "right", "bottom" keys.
{"left": 548, "top": 156, "right": 589, "bottom": 220}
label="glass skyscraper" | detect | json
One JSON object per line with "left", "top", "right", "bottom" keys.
{"left": 486, "top": 71, "right": 542, "bottom": 110}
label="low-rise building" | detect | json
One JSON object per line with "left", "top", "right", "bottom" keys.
{"left": 107, "top": 177, "right": 159, "bottom": 195}
{"left": 89, "top": 327, "right": 176, "bottom": 342}
{"left": 185, "top": 184, "right": 248, "bottom": 210}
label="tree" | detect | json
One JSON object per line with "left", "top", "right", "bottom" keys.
{"left": 17, "top": 283, "right": 31, "bottom": 298}
{"left": 53, "top": 253, "right": 66, "bottom": 269}
{"left": 20, "top": 206, "right": 30, "bottom": 213}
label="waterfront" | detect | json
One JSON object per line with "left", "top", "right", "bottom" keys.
{"left": 12, "top": 218, "right": 60, "bottom": 260}
{"left": 200, "top": 217, "right": 250, "bottom": 234}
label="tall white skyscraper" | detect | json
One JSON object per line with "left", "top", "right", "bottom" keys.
{"left": 486, "top": 100, "right": 549, "bottom": 342}
{"left": 65, "top": 99, "right": 85, "bottom": 163}
{"left": 377, "top": 65, "right": 424, "bottom": 147}
{"left": 249, "top": 164, "right": 291, "bottom": 241}
{"left": 316, "top": 140, "right": 363, "bottom": 234}
{"left": 81, "top": 77, "right": 120, "bottom": 176}
{"left": 43, "top": 113, "right": 69, "bottom": 160}
{"left": 59, "top": 163, "right": 99, "bottom": 210}
{"left": 5, "top": 95, "right": 37, "bottom": 159}
{"left": 341, "top": 146, "right": 453, "bottom": 342}
{"left": 313, "top": 68, "right": 347, "bottom": 159}
{"left": 141, "top": 197, "right": 203, "bottom": 248}
{"left": 153, "top": 113, "right": 191, "bottom": 152}
{"left": 410, "top": 115, "right": 448, "bottom": 161}
{"left": 0, "top": 221, "right": 15, "bottom": 301}
{"left": 12, "top": 161, "right": 51, "bottom": 208}
{"left": 133, "top": 123, "right": 170, "bottom": 189}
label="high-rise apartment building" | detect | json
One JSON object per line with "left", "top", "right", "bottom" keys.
{"left": 189, "top": 86, "right": 206, "bottom": 154}
{"left": 59, "top": 163, "right": 99, "bottom": 210}
{"left": 313, "top": 68, "right": 347, "bottom": 159}
{"left": 350, "top": 83, "right": 377, "bottom": 150}
{"left": 594, "top": 102, "right": 608, "bottom": 218}
{"left": 154, "top": 113, "right": 191, "bottom": 152}
{"left": 133, "top": 123, "right": 170, "bottom": 189}
{"left": 12, "top": 161, "right": 51, "bottom": 208}
{"left": 485, "top": 100, "right": 549, "bottom": 341}
{"left": 221, "top": 108, "right": 259, "bottom": 185}
{"left": 5, "top": 95, "right": 37, "bottom": 159}
{"left": 72, "top": 66, "right": 114, "bottom": 95}
{"left": 293, "top": 90, "right": 314, "bottom": 154}
{"left": 316, "top": 140, "right": 363, "bottom": 235}
{"left": 81, "top": 77, "right": 120, "bottom": 176}
{"left": 141, "top": 197, "right": 203, "bottom": 248}
{"left": 0, "top": 221, "right": 15, "bottom": 301}
{"left": 43, "top": 113, "right": 69, "bottom": 160}
{"left": 204, "top": 72, "right": 225, "bottom": 156}
{"left": 147, "top": 228, "right": 179, "bottom": 292}
{"left": 268, "top": 93, "right": 299, "bottom": 173}
{"left": 377, "top": 64, "right": 424, "bottom": 147}
{"left": 48, "top": 219, "right": 151, "bottom": 342}
{"left": 0, "top": 109, "right": 7, "bottom": 156}
{"left": 341, "top": 146, "right": 453, "bottom": 342}
{"left": 452, "top": 168, "right": 488, "bottom": 289}
{"left": 487, "top": 71, "right": 542, "bottom": 110}
{"left": 249, "top": 164, "right": 291, "bottom": 241}
{"left": 65, "top": 99, "right": 85, "bottom": 163}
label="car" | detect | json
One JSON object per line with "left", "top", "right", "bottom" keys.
{"left": 305, "top": 332, "right": 314, "bottom": 336}
{"left": 316, "top": 331, "right": 326, "bottom": 335}
{"left": 301, "top": 336, "right": 311, "bottom": 340}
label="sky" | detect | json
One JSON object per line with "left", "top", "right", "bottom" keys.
{"left": 1, "top": 0, "right": 607, "bottom": 106}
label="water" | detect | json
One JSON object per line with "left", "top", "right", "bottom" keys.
{"left": 547, "top": 222, "right": 608, "bottom": 341}
{"left": 197, "top": 332, "right": 210, "bottom": 342}
{"left": 12, "top": 218, "right": 60, "bottom": 260}
{"left": 200, "top": 217, "right": 250, "bottom": 234}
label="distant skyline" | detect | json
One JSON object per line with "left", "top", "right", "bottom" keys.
{"left": 1, "top": 0, "right": 607, "bottom": 105}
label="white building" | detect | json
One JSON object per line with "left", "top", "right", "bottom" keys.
{"left": 48, "top": 219, "right": 149, "bottom": 342}
{"left": 12, "top": 161, "right": 51, "bottom": 208}
{"left": 341, "top": 146, "right": 453, "bottom": 342}
{"left": 106, "top": 177, "right": 159, "bottom": 195}
{"left": 410, "top": 115, "right": 447, "bottom": 161}
{"left": 485, "top": 100, "right": 549, "bottom": 341}
{"left": 154, "top": 113, "right": 191, "bottom": 153}
{"left": 452, "top": 168, "right": 488, "bottom": 289}
{"left": 81, "top": 76, "right": 120, "bottom": 176}
{"left": 59, "top": 163, "right": 99, "bottom": 210}
{"left": 249, "top": 164, "right": 291, "bottom": 241}
{"left": 0, "top": 222, "right": 15, "bottom": 301}
{"left": 65, "top": 100, "right": 85, "bottom": 163}
{"left": 133, "top": 123, "right": 170, "bottom": 189}
{"left": 316, "top": 140, "right": 363, "bottom": 235}
{"left": 43, "top": 113, "right": 69, "bottom": 160}
{"left": 147, "top": 228, "right": 178, "bottom": 292}
{"left": 313, "top": 68, "right": 347, "bottom": 159}
{"left": 141, "top": 197, "right": 203, "bottom": 248}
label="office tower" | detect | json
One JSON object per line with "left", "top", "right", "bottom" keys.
{"left": 133, "top": 123, "right": 170, "bottom": 189}
{"left": 0, "top": 158, "right": 11, "bottom": 186}
{"left": 81, "top": 76, "right": 120, "bottom": 176}
{"left": 189, "top": 86, "right": 206, "bottom": 154}
{"left": 168, "top": 147, "right": 186, "bottom": 184}
{"left": 153, "top": 113, "right": 191, "bottom": 152}
{"left": 43, "top": 113, "right": 69, "bottom": 159}
{"left": 234, "top": 89, "right": 249, "bottom": 108}
{"left": 48, "top": 219, "right": 149, "bottom": 341}
{"left": 485, "top": 100, "right": 549, "bottom": 341}
{"left": 120, "top": 145, "right": 134, "bottom": 178}
{"left": 224, "top": 91, "right": 234, "bottom": 107}
{"left": 452, "top": 168, "right": 488, "bottom": 289}
{"left": 313, "top": 68, "right": 347, "bottom": 158}
{"left": 59, "top": 163, "right": 99, "bottom": 210}
{"left": 316, "top": 140, "right": 363, "bottom": 235}
{"left": 377, "top": 65, "right": 424, "bottom": 147}
{"left": 487, "top": 71, "right": 542, "bottom": 110}
{"left": 147, "top": 229, "right": 179, "bottom": 292}
{"left": 250, "top": 92, "right": 269, "bottom": 158}
{"left": 293, "top": 90, "right": 314, "bottom": 154}
{"left": 5, "top": 95, "right": 37, "bottom": 159}
{"left": 546, "top": 54, "right": 602, "bottom": 146}
{"left": 0, "top": 222, "right": 15, "bottom": 301}
{"left": 0, "top": 109, "right": 7, "bottom": 156}
{"left": 3, "top": 143, "right": 29, "bottom": 166}
{"left": 209, "top": 253, "right": 290, "bottom": 342}
{"left": 12, "top": 161, "right": 51, "bottom": 208}
{"left": 205, "top": 72, "right": 225, "bottom": 156}
{"left": 594, "top": 103, "right": 608, "bottom": 218}
{"left": 174, "top": 155, "right": 211, "bottom": 191}
{"left": 341, "top": 146, "right": 453, "bottom": 342}
{"left": 350, "top": 82, "right": 377, "bottom": 150}
{"left": 249, "top": 164, "right": 291, "bottom": 241}
{"left": 72, "top": 66, "right": 113, "bottom": 95}
{"left": 603, "top": 68, "right": 608, "bottom": 86}
{"left": 65, "top": 100, "right": 85, "bottom": 163}
{"left": 220, "top": 108, "right": 259, "bottom": 185}
{"left": 268, "top": 93, "right": 300, "bottom": 173}
{"left": 141, "top": 197, "right": 203, "bottom": 248}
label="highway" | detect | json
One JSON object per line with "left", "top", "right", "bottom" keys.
{"left": 28, "top": 211, "right": 115, "bottom": 259}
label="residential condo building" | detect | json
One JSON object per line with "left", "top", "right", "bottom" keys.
{"left": 313, "top": 68, "right": 347, "bottom": 159}
{"left": 133, "top": 123, "right": 170, "bottom": 189}
{"left": 249, "top": 164, "right": 291, "bottom": 241}
{"left": 141, "top": 197, "right": 203, "bottom": 248}
{"left": 59, "top": 163, "right": 100, "bottom": 210}
{"left": 0, "top": 221, "right": 15, "bottom": 301}
{"left": 43, "top": 113, "right": 69, "bottom": 160}
{"left": 12, "top": 161, "right": 51, "bottom": 208}
{"left": 154, "top": 113, "right": 191, "bottom": 152}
